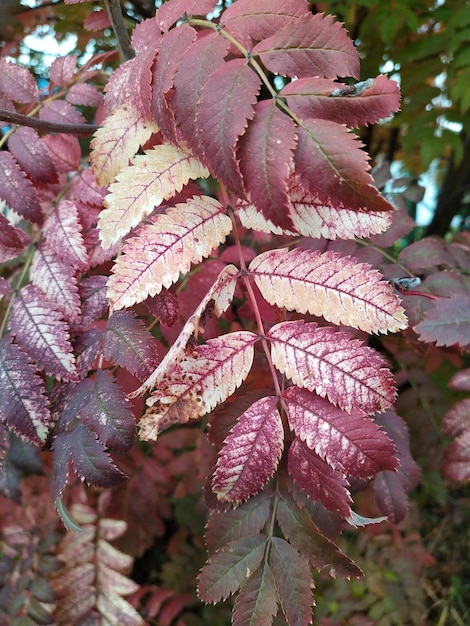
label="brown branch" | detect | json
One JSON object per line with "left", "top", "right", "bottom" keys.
{"left": 0, "top": 108, "right": 99, "bottom": 135}
{"left": 103, "top": 0, "right": 135, "bottom": 62}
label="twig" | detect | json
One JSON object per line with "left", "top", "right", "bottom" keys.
{"left": 103, "top": 0, "right": 135, "bottom": 62}
{"left": 0, "top": 108, "right": 99, "bottom": 135}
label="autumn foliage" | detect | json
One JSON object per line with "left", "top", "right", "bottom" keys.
{"left": 1, "top": 0, "right": 469, "bottom": 624}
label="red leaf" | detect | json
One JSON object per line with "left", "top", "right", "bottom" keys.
{"left": 238, "top": 101, "right": 297, "bottom": 230}
{"left": 221, "top": 0, "right": 311, "bottom": 49}
{"left": 269, "top": 536, "right": 314, "bottom": 625}
{"left": 42, "top": 133, "right": 81, "bottom": 174}
{"left": 283, "top": 387, "right": 398, "bottom": 478}
{"left": 145, "top": 290, "right": 180, "bottom": 326}
{"left": 449, "top": 368, "right": 470, "bottom": 392}
{"left": 398, "top": 237, "right": 454, "bottom": 272}
{"left": 294, "top": 119, "right": 393, "bottom": 213}
{"left": 39, "top": 100, "right": 85, "bottom": 126}
{"left": 288, "top": 437, "right": 352, "bottom": 517}
{"left": 281, "top": 75, "right": 400, "bottom": 127}
{"left": 252, "top": 13, "right": 359, "bottom": 79}
{"left": 10, "top": 285, "right": 77, "bottom": 382}
{"left": 151, "top": 24, "right": 197, "bottom": 142}
{"left": 197, "top": 535, "right": 268, "bottom": 603}
{"left": 0, "top": 59, "right": 39, "bottom": 103}
{"left": 0, "top": 152, "right": 42, "bottom": 223}
{"left": 212, "top": 397, "right": 283, "bottom": 503}
{"left": 105, "top": 49, "right": 158, "bottom": 117}
{"left": 30, "top": 247, "right": 81, "bottom": 326}
{"left": 196, "top": 59, "right": 261, "bottom": 196}
{"left": 103, "top": 311, "right": 161, "bottom": 380}
{"left": 232, "top": 561, "right": 278, "bottom": 626}
{"left": 0, "top": 214, "right": 30, "bottom": 263}
{"left": 155, "top": 0, "right": 218, "bottom": 32}
{"left": 66, "top": 83, "right": 103, "bottom": 108}
{"left": 49, "top": 54, "right": 77, "bottom": 86}
{"left": 42, "top": 200, "right": 89, "bottom": 271}
{"left": 267, "top": 320, "right": 396, "bottom": 414}
{"left": 173, "top": 33, "right": 229, "bottom": 151}
{"left": 414, "top": 294, "right": 470, "bottom": 348}
{"left": 53, "top": 424, "right": 127, "bottom": 496}
{"left": 443, "top": 430, "right": 470, "bottom": 482}
{"left": 0, "top": 337, "right": 51, "bottom": 444}
{"left": 79, "top": 275, "right": 109, "bottom": 330}
{"left": 8, "top": 127, "right": 58, "bottom": 183}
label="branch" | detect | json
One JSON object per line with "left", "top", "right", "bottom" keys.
{"left": 103, "top": 0, "right": 135, "bottom": 62}
{"left": 0, "top": 108, "right": 99, "bottom": 135}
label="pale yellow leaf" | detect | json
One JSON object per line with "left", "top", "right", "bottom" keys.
{"left": 139, "top": 331, "right": 257, "bottom": 441}
{"left": 98, "top": 143, "right": 210, "bottom": 248}
{"left": 107, "top": 195, "right": 233, "bottom": 310}
{"left": 90, "top": 102, "right": 158, "bottom": 187}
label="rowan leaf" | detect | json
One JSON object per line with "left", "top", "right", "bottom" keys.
{"left": 0, "top": 59, "right": 39, "bottom": 103}
{"left": 9, "top": 285, "right": 77, "bottom": 382}
{"left": 414, "top": 294, "right": 470, "bottom": 348}
{"left": 252, "top": 12, "right": 359, "bottom": 79}
{"left": 107, "top": 195, "right": 232, "bottom": 310}
{"left": 294, "top": 119, "right": 394, "bottom": 213}
{"left": 198, "top": 534, "right": 268, "bottom": 603}
{"left": 269, "top": 536, "right": 314, "bottom": 625}
{"left": 276, "top": 489, "right": 362, "bottom": 577}
{"left": 155, "top": 0, "right": 218, "bottom": 32}
{"left": 249, "top": 247, "right": 407, "bottom": 334}
{"left": 139, "top": 331, "right": 257, "bottom": 440}
{"left": 42, "top": 200, "right": 89, "bottom": 271}
{"left": 196, "top": 58, "right": 261, "bottom": 196}
{"left": 238, "top": 101, "right": 297, "bottom": 230}
{"left": 0, "top": 337, "right": 51, "bottom": 445}
{"left": 39, "top": 100, "right": 85, "bottom": 125}
{"left": 7, "top": 127, "right": 58, "bottom": 183}
{"left": 0, "top": 151, "right": 42, "bottom": 223}
{"left": 283, "top": 387, "right": 398, "bottom": 478}
{"left": 133, "top": 264, "right": 239, "bottom": 396}
{"left": 232, "top": 561, "right": 278, "bottom": 626}
{"left": 267, "top": 320, "right": 396, "bottom": 413}
{"left": 49, "top": 54, "right": 77, "bottom": 86}
{"left": 281, "top": 75, "right": 401, "bottom": 127}
{"left": 288, "top": 437, "right": 352, "bottom": 517}
{"left": 90, "top": 102, "right": 159, "bottom": 187}
{"left": 53, "top": 424, "right": 127, "bottom": 496}
{"left": 79, "top": 275, "right": 109, "bottom": 330}
{"left": 103, "top": 310, "right": 160, "bottom": 380}
{"left": 173, "top": 33, "right": 230, "bottom": 150}
{"left": 212, "top": 397, "right": 283, "bottom": 503}
{"left": 30, "top": 247, "right": 81, "bottom": 326}
{"left": 220, "top": 0, "right": 311, "bottom": 49}
{"left": 0, "top": 214, "right": 30, "bottom": 263}
{"left": 205, "top": 491, "right": 272, "bottom": 553}
{"left": 99, "top": 144, "right": 210, "bottom": 249}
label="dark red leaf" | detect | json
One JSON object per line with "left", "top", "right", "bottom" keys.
{"left": 196, "top": 58, "right": 261, "bottom": 197}
{"left": 238, "top": 101, "right": 297, "bottom": 229}
{"left": 145, "top": 290, "right": 180, "bottom": 326}
{"left": 414, "top": 294, "right": 470, "bottom": 348}
{"left": 8, "top": 127, "right": 58, "bottom": 183}
{"left": 42, "top": 200, "right": 89, "bottom": 271}
{"left": 0, "top": 214, "right": 30, "bottom": 263}
{"left": 232, "top": 561, "right": 278, "bottom": 626}
{"left": 0, "top": 152, "right": 42, "bottom": 223}
{"left": 79, "top": 275, "right": 109, "bottom": 329}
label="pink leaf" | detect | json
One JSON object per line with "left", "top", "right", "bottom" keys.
{"left": 151, "top": 25, "right": 197, "bottom": 142}
{"left": 269, "top": 536, "right": 314, "bottom": 625}
{"left": 155, "top": 0, "right": 218, "bottom": 32}
{"left": 281, "top": 75, "right": 400, "bottom": 127}
{"left": 66, "top": 83, "right": 103, "bottom": 108}
{"left": 8, "top": 127, "right": 58, "bottom": 183}
{"left": 213, "top": 397, "right": 283, "bottom": 502}
{"left": 197, "top": 535, "right": 268, "bottom": 603}
{"left": 196, "top": 59, "right": 261, "bottom": 197}
{"left": 249, "top": 247, "right": 407, "bottom": 334}
{"left": 39, "top": 100, "right": 85, "bottom": 125}
{"left": 103, "top": 311, "right": 161, "bottom": 380}
{"left": 449, "top": 368, "right": 470, "bottom": 392}
{"left": 0, "top": 59, "right": 39, "bottom": 103}
{"left": 288, "top": 437, "right": 352, "bottom": 517}
{"left": 238, "top": 101, "right": 297, "bottom": 229}
{"left": 173, "top": 33, "right": 229, "bottom": 150}
{"left": 443, "top": 429, "right": 470, "bottom": 482}
{"left": 10, "top": 285, "right": 77, "bottom": 382}
{"left": 139, "top": 331, "right": 257, "bottom": 440}
{"left": 0, "top": 152, "right": 42, "bottom": 223}
{"left": 294, "top": 119, "right": 394, "bottom": 213}
{"left": 267, "top": 320, "right": 396, "bottom": 414}
{"left": 42, "top": 134, "right": 81, "bottom": 174}
{"left": 414, "top": 294, "right": 470, "bottom": 348}
{"left": 0, "top": 214, "right": 30, "bottom": 263}
{"left": 42, "top": 200, "right": 89, "bottom": 271}
{"left": 221, "top": 0, "right": 311, "bottom": 49}
{"left": 49, "top": 54, "right": 77, "bottom": 86}
{"left": 252, "top": 13, "right": 359, "bottom": 79}
{"left": 0, "top": 337, "right": 51, "bottom": 444}
{"left": 30, "top": 247, "right": 81, "bottom": 325}
{"left": 107, "top": 195, "right": 232, "bottom": 310}
{"left": 283, "top": 387, "right": 398, "bottom": 478}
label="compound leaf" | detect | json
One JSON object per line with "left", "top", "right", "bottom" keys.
{"left": 414, "top": 294, "right": 470, "bottom": 348}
